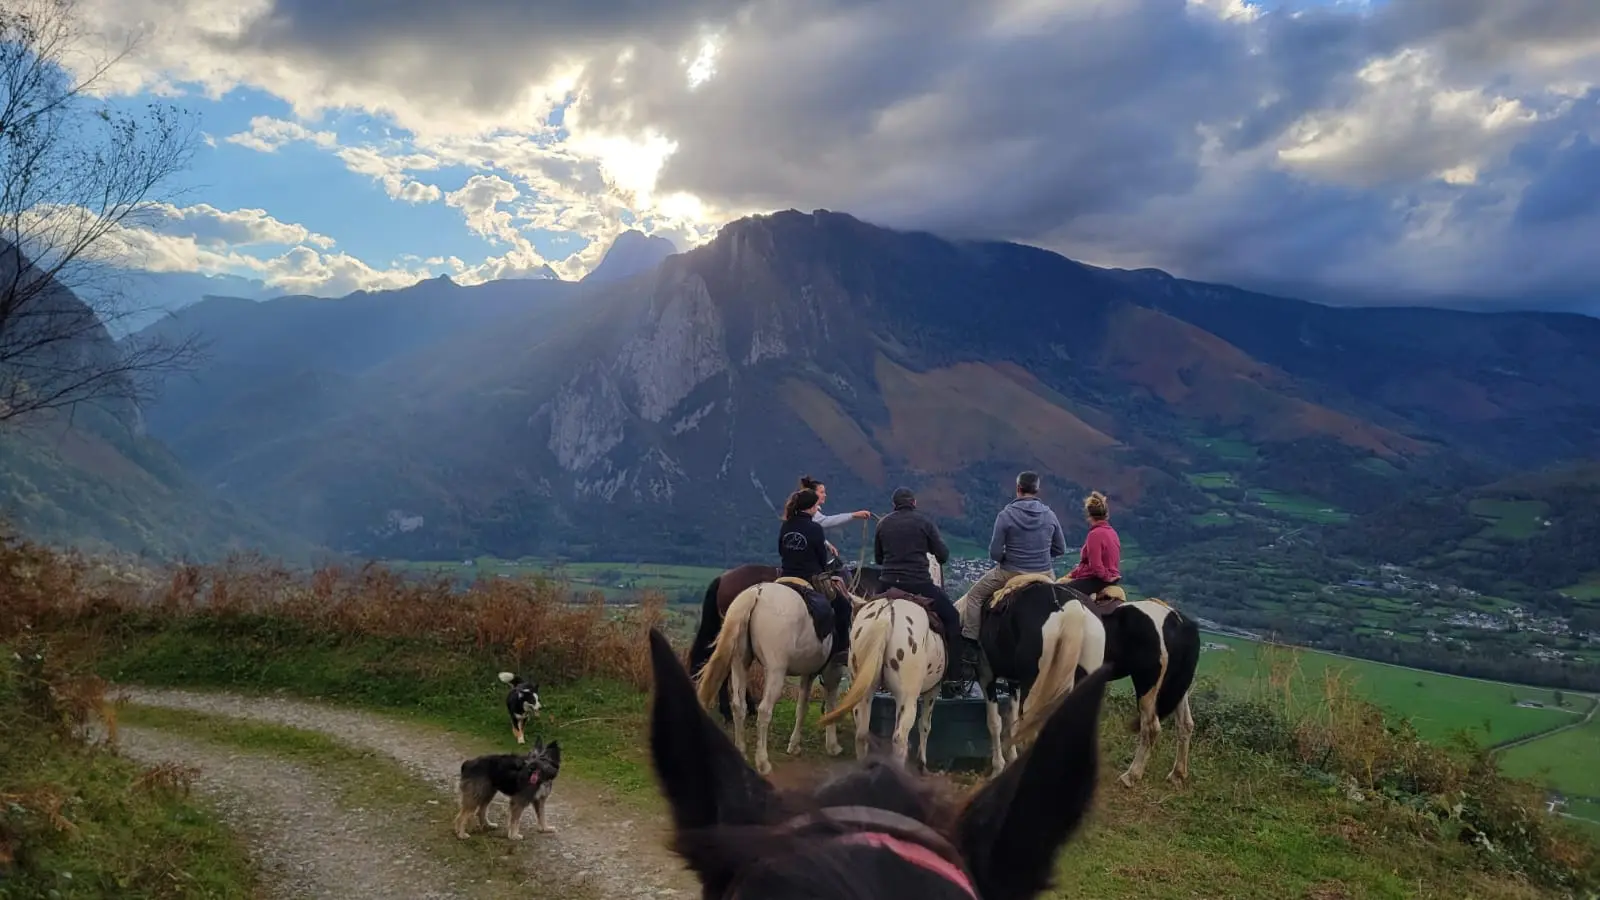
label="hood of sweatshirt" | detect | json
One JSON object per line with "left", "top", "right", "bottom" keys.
{"left": 1004, "top": 498, "right": 1054, "bottom": 532}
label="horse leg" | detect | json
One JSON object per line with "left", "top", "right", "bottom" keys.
{"left": 984, "top": 693, "right": 1006, "bottom": 776}
{"left": 820, "top": 658, "right": 845, "bottom": 757}
{"left": 1001, "top": 693, "right": 1020, "bottom": 765}
{"left": 914, "top": 686, "right": 938, "bottom": 772}
{"left": 1167, "top": 689, "right": 1195, "bottom": 784}
{"left": 753, "top": 658, "right": 788, "bottom": 776}
{"left": 787, "top": 673, "right": 814, "bottom": 755}
{"left": 728, "top": 654, "right": 751, "bottom": 758}
{"left": 1120, "top": 685, "right": 1163, "bottom": 787}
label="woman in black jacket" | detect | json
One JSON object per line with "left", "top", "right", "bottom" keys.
{"left": 779, "top": 488, "right": 852, "bottom": 656}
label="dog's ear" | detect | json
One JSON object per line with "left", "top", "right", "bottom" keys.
{"left": 530, "top": 736, "right": 545, "bottom": 754}
{"left": 647, "top": 628, "right": 777, "bottom": 833}
{"left": 544, "top": 740, "right": 561, "bottom": 766}
{"left": 953, "top": 664, "right": 1109, "bottom": 900}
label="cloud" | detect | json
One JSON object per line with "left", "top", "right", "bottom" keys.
{"left": 66, "top": 0, "right": 1600, "bottom": 305}
{"left": 225, "top": 115, "right": 338, "bottom": 153}
{"left": 148, "top": 202, "right": 337, "bottom": 249}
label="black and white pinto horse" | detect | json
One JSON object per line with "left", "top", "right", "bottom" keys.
{"left": 646, "top": 626, "right": 1112, "bottom": 900}
{"left": 964, "top": 575, "right": 1200, "bottom": 786}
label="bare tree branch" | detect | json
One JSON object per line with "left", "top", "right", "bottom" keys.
{"left": 0, "top": 0, "right": 206, "bottom": 426}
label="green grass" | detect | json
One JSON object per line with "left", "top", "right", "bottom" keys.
{"left": 115, "top": 705, "right": 596, "bottom": 900}
{"left": 1185, "top": 471, "right": 1238, "bottom": 490}
{"left": 1560, "top": 579, "right": 1600, "bottom": 602}
{"left": 0, "top": 646, "right": 259, "bottom": 900}
{"left": 1500, "top": 716, "right": 1600, "bottom": 798}
{"left": 1196, "top": 634, "right": 1578, "bottom": 747}
{"left": 81, "top": 623, "right": 1588, "bottom": 899}
{"left": 1468, "top": 499, "right": 1550, "bottom": 541}
{"left": 1189, "top": 436, "right": 1260, "bottom": 461}
{"left": 1250, "top": 489, "right": 1351, "bottom": 524}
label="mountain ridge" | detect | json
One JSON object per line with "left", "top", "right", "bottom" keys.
{"left": 118, "top": 208, "right": 1600, "bottom": 567}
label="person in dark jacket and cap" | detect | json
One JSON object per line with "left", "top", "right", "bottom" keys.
{"left": 872, "top": 486, "right": 964, "bottom": 684}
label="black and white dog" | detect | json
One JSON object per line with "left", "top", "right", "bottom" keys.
{"left": 498, "top": 671, "right": 541, "bottom": 744}
{"left": 453, "top": 739, "right": 562, "bottom": 840}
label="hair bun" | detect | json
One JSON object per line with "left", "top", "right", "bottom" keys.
{"left": 1084, "top": 491, "right": 1110, "bottom": 518}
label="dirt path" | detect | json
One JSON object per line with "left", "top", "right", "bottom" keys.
{"left": 114, "top": 725, "right": 468, "bottom": 900}
{"left": 110, "top": 686, "right": 697, "bottom": 899}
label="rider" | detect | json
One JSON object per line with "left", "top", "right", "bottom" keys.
{"left": 798, "top": 475, "right": 871, "bottom": 573}
{"left": 1062, "top": 491, "right": 1121, "bottom": 600}
{"left": 872, "top": 487, "right": 962, "bottom": 683}
{"left": 958, "top": 471, "right": 1067, "bottom": 652}
{"left": 779, "top": 488, "right": 853, "bottom": 658}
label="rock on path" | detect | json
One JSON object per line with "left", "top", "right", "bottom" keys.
{"left": 111, "top": 686, "right": 695, "bottom": 900}
{"left": 115, "top": 725, "right": 467, "bottom": 900}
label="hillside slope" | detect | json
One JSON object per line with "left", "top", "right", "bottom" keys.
{"left": 132, "top": 211, "right": 1600, "bottom": 573}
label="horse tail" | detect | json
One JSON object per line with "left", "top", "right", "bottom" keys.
{"left": 818, "top": 601, "right": 893, "bottom": 727}
{"left": 688, "top": 575, "right": 723, "bottom": 679}
{"left": 1155, "top": 609, "right": 1201, "bottom": 722}
{"left": 694, "top": 583, "right": 761, "bottom": 710}
{"left": 1013, "top": 603, "right": 1088, "bottom": 744}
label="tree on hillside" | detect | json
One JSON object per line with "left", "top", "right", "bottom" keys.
{"left": 0, "top": 0, "right": 201, "bottom": 426}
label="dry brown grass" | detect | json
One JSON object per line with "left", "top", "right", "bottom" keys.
{"left": 2, "top": 527, "right": 667, "bottom": 689}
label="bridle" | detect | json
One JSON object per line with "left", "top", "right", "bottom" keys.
{"left": 723, "top": 805, "right": 979, "bottom": 899}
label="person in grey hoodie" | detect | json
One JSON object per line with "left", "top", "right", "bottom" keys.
{"left": 958, "top": 470, "right": 1067, "bottom": 642}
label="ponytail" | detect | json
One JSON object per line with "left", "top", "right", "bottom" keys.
{"left": 783, "top": 489, "right": 820, "bottom": 520}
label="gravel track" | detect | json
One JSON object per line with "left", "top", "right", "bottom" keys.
{"left": 111, "top": 686, "right": 695, "bottom": 900}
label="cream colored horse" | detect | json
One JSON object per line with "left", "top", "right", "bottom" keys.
{"left": 693, "top": 577, "right": 861, "bottom": 775}
{"left": 820, "top": 553, "right": 945, "bottom": 767}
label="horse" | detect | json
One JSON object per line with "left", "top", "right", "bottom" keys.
{"left": 1052, "top": 579, "right": 1201, "bottom": 787}
{"left": 646, "top": 626, "right": 1112, "bottom": 900}
{"left": 818, "top": 553, "right": 949, "bottom": 769}
{"left": 956, "top": 574, "right": 1106, "bottom": 776}
{"left": 694, "top": 577, "right": 864, "bottom": 775}
{"left": 690, "top": 563, "right": 779, "bottom": 723}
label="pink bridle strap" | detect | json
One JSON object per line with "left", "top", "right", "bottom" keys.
{"left": 835, "top": 831, "right": 979, "bottom": 898}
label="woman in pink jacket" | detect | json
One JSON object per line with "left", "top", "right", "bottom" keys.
{"left": 1063, "top": 491, "right": 1121, "bottom": 598}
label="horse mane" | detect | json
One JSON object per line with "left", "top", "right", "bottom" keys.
{"left": 988, "top": 572, "right": 1056, "bottom": 609}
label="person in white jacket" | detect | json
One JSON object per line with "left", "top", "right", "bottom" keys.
{"left": 797, "top": 475, "right": 871, "bottom": 567}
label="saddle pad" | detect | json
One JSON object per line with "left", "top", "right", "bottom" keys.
{"left": 877, "top": 588, "right": 947, "bottom": 638}
{"left": 776, "top": 578, "right": 836, "bottom": 644}
{"left": 987, "top": 572, "right": 1056, "bottom": 609}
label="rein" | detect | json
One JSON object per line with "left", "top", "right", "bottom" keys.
{"left": 846, "top": 513, "right": 879, "bottom": 597}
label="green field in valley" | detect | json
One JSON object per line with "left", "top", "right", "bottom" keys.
{"left": 1499, "top": 715, "right": 1600, "bottom": 799}
{"left": 1194, "top": 634, "right": 1582, "bottom": 747}
{"left": 1468, "top": 498, "right": 1551, "bottom": 541}
{"left": 390, "top": 556, "right": 726, "bottom": 600}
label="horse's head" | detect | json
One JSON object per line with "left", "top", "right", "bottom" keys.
{"left": 646, "top": 628, "right": 1108, "bottom": 900}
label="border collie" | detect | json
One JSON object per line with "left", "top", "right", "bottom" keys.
{"left": 498, "top": 671, "right": 541, "bottom": 744}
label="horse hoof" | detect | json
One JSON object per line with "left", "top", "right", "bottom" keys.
{"left": 1118, "top": 772, "right": 1137, "bottom": 788}
{"left": 1167, "top": 770, "right": 1188, "bottom": 785}
{"left": 785, "top": 742, "right": 801, "bottom": 755}
{"left": 825, "top": 743, "right": 843, "bottom": 757}
{"left": 756, "top": 760, "right": 773, "bottom": 775}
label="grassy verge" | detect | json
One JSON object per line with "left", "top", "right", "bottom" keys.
{"left": 89, "top": 620, "right": 1600, "bottom": 899}
{"left": 115, "top": 705, "right": 596, "bottom": 900}
{"left": 0, "top": 637, "right": 259, "bottom": 900}
{"left": 7, "top": 534, "right": 1599, "bottom": 898}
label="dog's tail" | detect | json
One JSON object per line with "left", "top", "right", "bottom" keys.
{"left": 818, "top": 599, "right": 892, "bottom": 727}
{"left": 1013, "top": 603, "right": 1090, "bottom": 744}
{"left": 693, "top": 583, "right": 762, "bottom": 710}
{"left": 498, "top": 672, "right": 519, "bottom": 685}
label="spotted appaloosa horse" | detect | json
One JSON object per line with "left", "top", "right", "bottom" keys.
{"left": 690, "top": 564, "right": 780, "bottom": 722}
{"left": 646, "top": 627, "right": 1111, "bottom": 900}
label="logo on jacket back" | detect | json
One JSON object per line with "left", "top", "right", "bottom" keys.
{"left": 782, "top": 532, "right": 810, "bottom": 552}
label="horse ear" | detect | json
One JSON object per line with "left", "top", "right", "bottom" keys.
{"left": 953, "top": 664, "right": 1110, "bottom": 900}
{"left": 646, "top": 628, "right": 778, "bottom": 833}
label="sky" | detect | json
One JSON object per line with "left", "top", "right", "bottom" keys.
{"left": 48, "top": 0, "right": 1600, "bottom": 312}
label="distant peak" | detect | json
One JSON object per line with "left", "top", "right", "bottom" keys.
{"left": 582, "top": 230, "right": 679, "bottom": 284}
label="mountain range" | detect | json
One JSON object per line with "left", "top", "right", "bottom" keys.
{"left": 4, "top": 216, "right": 1599, "bottom": 597}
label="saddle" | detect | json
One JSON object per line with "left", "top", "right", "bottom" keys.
{"left": 1079, "top": 584, "right": 1127, "bottom": 619}
{"left": 777, "top": 576, "right": 837, "bottom": 644}
{"left": 873, "top": 587, "right": 947, "bottom": 638}
{"left": 985, "top": 572, "right": 1057, "bottom": 615}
